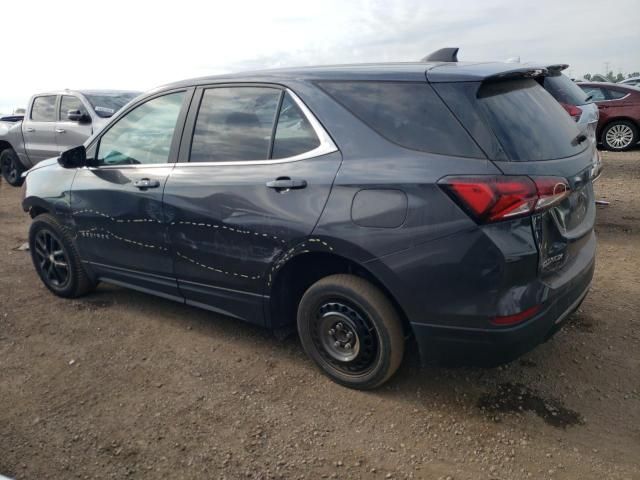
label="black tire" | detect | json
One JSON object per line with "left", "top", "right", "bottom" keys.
{"left": 601, "top": 120, "right": 639, "bottom": 151}
{"left": 297, "top": 274, "right": 404, "bottom": 390}
{"left": 0, "top": 148, "right": 25, "bottom": 187}
{"left": 29, "top": 214, "right": 96, "bottom": 298}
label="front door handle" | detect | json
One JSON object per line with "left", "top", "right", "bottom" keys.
{"left": 133, "top": 178, "right": 160, "bottom": 190}
{"left": 266, "top": 177, "right": 307, "bottom": 191}
{"left": 55, "top": 128, "right": 66, "bottom": 133}
{"left": 25, "top": 127, "right": 35, "bottom": 132}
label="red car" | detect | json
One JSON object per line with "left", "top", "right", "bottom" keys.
{"left": 577, "top": 82, "right": 640, "bottom": 151}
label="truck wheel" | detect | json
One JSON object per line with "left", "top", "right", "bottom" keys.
{"left": 0, "top": 149, "right": 25, "bottom": 186}
{"left": 29, "top": 214, "right": 96, "bottom": 298}
{"left": 297, "top": 274, "right": 405, "bottom": 390}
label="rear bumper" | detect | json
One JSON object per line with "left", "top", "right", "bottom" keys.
{"left": 410, "top": 255, "right": 595, "bottom": 365}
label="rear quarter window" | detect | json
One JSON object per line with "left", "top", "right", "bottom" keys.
{"left": 317, "top": 81, "right": 484, "bottom": 158}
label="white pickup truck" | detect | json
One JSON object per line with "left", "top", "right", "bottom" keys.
{"left": 0, "top": 89, "right": 139, "bottom": 185}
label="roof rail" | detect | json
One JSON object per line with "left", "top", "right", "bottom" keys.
{"left": 421, "top": 47, "right": 459, "bottom": 63}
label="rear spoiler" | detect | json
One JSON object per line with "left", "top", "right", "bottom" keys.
{"left": 422, "top": 47, "right": 563, "bottom": 83}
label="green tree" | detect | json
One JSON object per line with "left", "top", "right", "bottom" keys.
{"left": 628, "top": 72, "right": 640, "bottom": 78}
{"left": 583, "top": 73, "right": 592, "bottom": 80}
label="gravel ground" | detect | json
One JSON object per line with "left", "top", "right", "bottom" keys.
{"left": 0, "top": 150, "right": 639, "bottom": 479}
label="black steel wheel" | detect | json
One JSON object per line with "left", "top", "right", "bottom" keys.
{"left": 297, "top": 274, "right": 404, "bottom": 389}
{"left": 29, "top": 214, "right": 96, "bottom": 298}
{"left": 0, "top": 149, "right": 25, "bottom": 187}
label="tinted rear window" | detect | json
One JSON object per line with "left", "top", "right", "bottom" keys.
{"left": 543, "top": 74, "right": 589, "bottom": 106}
{"left": 318, "top": 81, "right": 484, "bottom": 158}
{"left": 477, "top": 80, "right": 586, "bottom": 160}
{"left": 435, "top": 79, "right": 586, "bottom": 161}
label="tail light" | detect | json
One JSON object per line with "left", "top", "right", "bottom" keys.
{"left": 439, "top": 176, "right": 570, "bottom": 224}
{"left": 560, "top": 102, "right": 581, "bottom": 122}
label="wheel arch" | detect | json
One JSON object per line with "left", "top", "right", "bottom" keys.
{"left": 0, "top": 140, "right": 13, "bottom": 155}
{"left": 23, "top": 196, "right": 52, "bottom": 218}
{"left": 266, "top": 243, "right": 412, "bottom": 336}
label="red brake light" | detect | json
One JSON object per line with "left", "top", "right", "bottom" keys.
{"left": 560, "top": 102, "right": 581, "bottom": 121}
{"left": 440, "top": 176, "right": 570, "bottom": 223}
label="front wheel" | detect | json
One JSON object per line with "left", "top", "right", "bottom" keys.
{"left": 29, "top": 214, "right": 96, "bottom": 298}
{"left": 297, "top": 274, "right": 405, "bottom": 390}
{"left": 0, "top": 149, "right": 25, "bottom": 186}
{"left": 602, "top": 121, "right": 638, "bottom": 151}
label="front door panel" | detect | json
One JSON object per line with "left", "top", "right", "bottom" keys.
{"left": 71, "top": 166, "right": 179, "bottom": 299}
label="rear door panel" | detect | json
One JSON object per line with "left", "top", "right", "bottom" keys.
{"left": 163, "top": 84, "right": 342, "bottom": 325}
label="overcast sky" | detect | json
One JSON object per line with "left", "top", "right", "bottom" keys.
{"left": 2, "top": 0, "right": 638, "bottom": 113}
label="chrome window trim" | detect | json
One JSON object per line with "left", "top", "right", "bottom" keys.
{"left": 88, "top": 87, "right": 338, "bottom": 170}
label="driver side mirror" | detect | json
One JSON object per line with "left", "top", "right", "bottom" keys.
{"left": 58, "top": 145, "right": 94, "bottom": 169}
{"left": 67, "top": 109, "right": 91, "bottom": 124}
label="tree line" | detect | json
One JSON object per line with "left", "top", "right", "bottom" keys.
{"left": 583, "top": 71, "right": 640, "bottom": 82}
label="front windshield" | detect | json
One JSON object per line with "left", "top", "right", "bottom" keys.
{"left": 84, "top": 92, "right": 141, "bottom": 118}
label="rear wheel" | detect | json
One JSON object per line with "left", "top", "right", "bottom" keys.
{"left": 0, "top": 149, "right": 25, "bottom": 186}
{"left": 297, "top": 274, "right": 404, "bottom": 389}
{"left": 29, "top": 214, "right": 96, "bottom": 298}
{"left": 602, "top": 121, "right": 638, "bottom": 151}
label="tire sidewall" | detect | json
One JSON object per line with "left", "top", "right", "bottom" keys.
{"left": 297, "top": 281, "right": 398, "bottom": 389}
{"left": 602, "top": 121, "right": 638, "bottom": 151}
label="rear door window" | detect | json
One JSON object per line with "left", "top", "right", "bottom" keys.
{"left": 605, "top": 89, "right": 628, "bottom": 100}
{"left": 317, "top": 81, "right": 484, "bottom": 158}
{"left": 31, "top": 96, "right": 57, "bottom": 122}
{"left": 190, "top": 87, "right": 281, "bottom": 162}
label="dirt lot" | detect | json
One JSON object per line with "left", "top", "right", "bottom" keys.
{"left": 1, "top": 151, "right": 639, "bottom": 480}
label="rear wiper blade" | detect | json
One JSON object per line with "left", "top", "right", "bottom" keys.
{"left": 584, "top": 94, "right": 593, "bottom": 102}
{"left": 571, "top": 134, "right": 588, "bottom": 146}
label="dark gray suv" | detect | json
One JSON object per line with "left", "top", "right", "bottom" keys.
{"left": 22, "top": 61, "right": 597, "bottom": 389}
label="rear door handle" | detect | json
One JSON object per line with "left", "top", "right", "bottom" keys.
{"left": 55, "top": 128, "right": 65, "bottom": 133}
{"left": 266, "top": 177, "right": 307, "bottom": 191}
{"left": 133, "top": 178, "right": 160, "bottom": 190}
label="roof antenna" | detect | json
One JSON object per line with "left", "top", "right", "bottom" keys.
{"left": 421, "top": 47, "right": 459, "bottom": 62}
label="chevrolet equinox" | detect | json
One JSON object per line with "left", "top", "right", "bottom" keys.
{"left": 22, "top": 61, "right": 597, "bottom": 389}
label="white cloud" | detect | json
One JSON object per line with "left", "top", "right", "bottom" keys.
{"left": 1, "top": 0, "right": 638, "bottom": 113}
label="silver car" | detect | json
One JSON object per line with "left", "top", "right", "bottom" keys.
{"left": 0, "top": 89, "right": 140, "bottom": 185}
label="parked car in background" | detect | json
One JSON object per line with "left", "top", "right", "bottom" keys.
{"left": 541, "top": 65, "right": 599, "bottom": 143}
{"left": 0, "top": 89, "right": 140, "bottom": 186}
{"left": 577, "top": 82, "right": 640, "bottom": 150}
{"left": 541, "top": 66, "right": 601, "bottom": 179}
{"left": 23, "top": 60, "right": 597, "bottom": 389}
{"left": 619, "top": 76, "right": 640, "bottom": 87}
